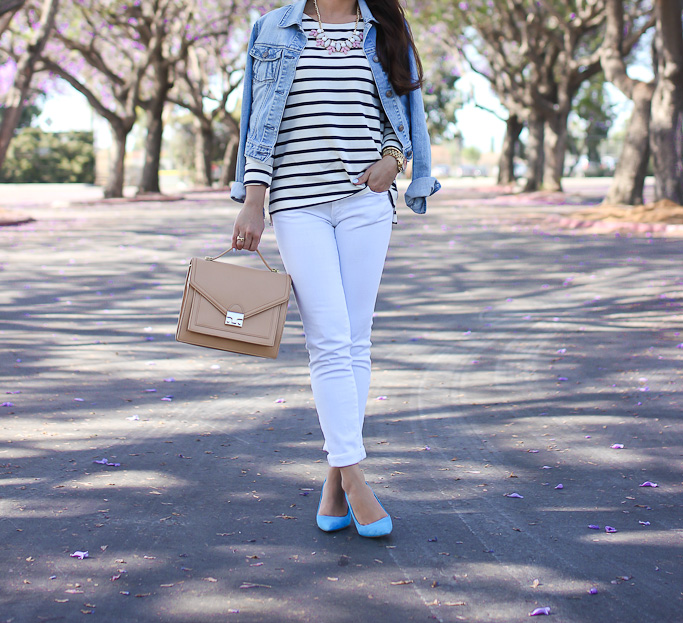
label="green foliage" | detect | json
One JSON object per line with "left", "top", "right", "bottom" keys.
{"left": 0, "top": 128, "right": 95, "bottom": 183}
{"left": 462, "top": 145, "right": 482, "bottom": 164}
{"left": 572, "top": 76, "right": 616, "bottom": 163}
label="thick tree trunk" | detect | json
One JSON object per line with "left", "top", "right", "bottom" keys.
{"left": 138, "top": 63, "right": 170, "bottom": 194}
{"left": 543, "top": 108, "right": 570, "bottom": 192}
{"left": 0, "top": 0, "right": 59, "bottom": 168}
{"left": 524, "top": 111, "right": 545, "bottom": 192}
{"left": 193, "top": 118, "right": 213, "bottom": 187}
{"left": 105, "top": 125, "right": 129, "bottom": 198}
{"left": 497, "top": 114, "right": 522, "bottom": 185}
{"left": 649, "top": 0, "right": 683, "bottom": 204}
{"left": 604, "top": 82, "right": 653, "bottom": 205}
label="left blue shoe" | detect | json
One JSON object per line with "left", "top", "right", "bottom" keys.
{"left": 346, "top": 487, "right": 393, "bottom": 538}
{"left": 316, "top": 479, "right": 352, "bottom": 532}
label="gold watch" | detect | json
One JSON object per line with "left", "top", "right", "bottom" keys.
{"left": 382, "top": 147, "right": 406, "bottom": 173}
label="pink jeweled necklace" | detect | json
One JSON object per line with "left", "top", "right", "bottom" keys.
{"left": 310, "top": 0, "right": 363, "bottom": 55}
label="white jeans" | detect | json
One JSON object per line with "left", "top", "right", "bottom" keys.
{"left": 272, "top": 190, "right": 393, "bottom": 467}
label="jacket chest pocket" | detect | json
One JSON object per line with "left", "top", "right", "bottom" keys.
{"left": 250, "top": 45, "right": 283, "bottom": 82}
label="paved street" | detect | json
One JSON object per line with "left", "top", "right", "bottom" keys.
{"left": 1, "top": 183, "right": 681, "bottom": 623}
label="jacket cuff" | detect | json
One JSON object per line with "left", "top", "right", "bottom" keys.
{"left": 230, "top": 181, "right": 246, "bottom": 203}
{"left": 405, "top": 176, "right": 441, "bottom": 214}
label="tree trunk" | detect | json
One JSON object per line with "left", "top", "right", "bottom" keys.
{"left": 105, "top": 124, "right": 129, "bottom": 198}
{"left": 497, "top": 114, "right": 522, "bottom": 185}
{"left": 524, "top": 111, "right": 544, "bottom": 192}
{"left": 543, "top": 108, "right": 570, "bottom": 192}
{"left": 0, "top": 0, "right": 59, "bottom": 168}
{"left": 649, "top": 0, "right": 683, "bottom": 204}
{"left": 138, "top": 63, "right": 170, "bottom": 194}
{"left": 220, "top": 114, "right": 240, "bottom": 187}
{"left": 193, "top": 117, "right": 213, "bottom": 187}
{"left": 604, "top": 82, "right": 653, "bottom": 205}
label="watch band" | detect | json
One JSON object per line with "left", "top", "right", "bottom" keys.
{"left": 382, "top": 147, "right": 405, "bottom": 173}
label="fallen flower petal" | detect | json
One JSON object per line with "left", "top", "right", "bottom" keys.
{"left": 610, "top": 444, "right": 624, "bottom": 449}
{"left": 126, "top": 415, "right": 140, "bottom": 421}
{"left": 504, "top": 493, "right": 524, "bottom": 499}
{"left": 529, "top": 607, "right": 551, "bottom": 616}
{"left": 554, "top": 484, "right": 563, "bottom": 489}
{"left": 1, "top": 402, "right": 14, "bottom": 407}
{"left": 589, "top": 587, "right": 598, "bottom": 595}
{"left": 239, "top": 582, "right": 271, "bottom": 589}
{"left": 639, "top": 521, "right": 651, "bottom": 526}
{"left": 274, "top": 398, "right": 286, "bottom": 403}
{"left": 639, "top": 481, "right": 658, "bottom": 487}
{"left": 605, "top": 526, "right": 618, "bottom": 533}
{"left": 375, "top": 396, "right": 388, "bottom": 400}
{"left": 161, "top": 396, "right": 173, "bottom": 401}
{"left": 588, "top": 524, "right": 600, "bottom": 530}
{"left": 163, "top": 378, "right": 175, "bottom": 382}
{"left": 70, "top": 551, "right": 89, "bottom": 559}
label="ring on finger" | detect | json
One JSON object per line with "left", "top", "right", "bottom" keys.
{"left": 236, "top": 236, "right": 245, "bottom": 242}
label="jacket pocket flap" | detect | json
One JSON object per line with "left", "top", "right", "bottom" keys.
{"left": 249, "top": 45, "right": 283, "bottom": 61}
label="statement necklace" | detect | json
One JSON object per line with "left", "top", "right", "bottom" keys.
{"left": 310, "top": 0, "right": 363, "bottom": 55}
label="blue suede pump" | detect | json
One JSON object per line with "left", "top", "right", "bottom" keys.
{"left": 346, "top": 487, "right": 393, "bottom": 538}
{"left": 316, "top": 479, "right": 352, "bottom": 532}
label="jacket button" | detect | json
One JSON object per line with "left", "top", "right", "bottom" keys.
{"left": 398, "top": 124, "right": 404, "bottom": 132}
{"left": 406, "top": 150, "right": 413, "bottom": 158}
{"left": 386, "top": 90, "right": 393, "bottom": 97}
{"left": 373, "top": 55, "right": 379, "bottom": 62}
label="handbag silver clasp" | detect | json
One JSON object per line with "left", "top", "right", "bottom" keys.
{"left": 225, "top": 311, "right": 244, "bottom": 327}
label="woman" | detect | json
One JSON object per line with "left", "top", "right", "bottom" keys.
{"left": 230, "top": 0, "right": 439, "bottom": 538}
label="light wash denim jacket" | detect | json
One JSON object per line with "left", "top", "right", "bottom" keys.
{"left": 230, "top": 0, "right": 440, "bottom": 214}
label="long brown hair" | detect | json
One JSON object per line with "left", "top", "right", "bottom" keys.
{"left": 366, "top": 0, "right": 424, "bottom": 95}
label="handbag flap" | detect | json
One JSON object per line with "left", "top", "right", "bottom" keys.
{"left": 188, "top": 257, "right": 290, "bottom": 317}
{"left": 185, "top": 257, "right": 291, "bottom": 347}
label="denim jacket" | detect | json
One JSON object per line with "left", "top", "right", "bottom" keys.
{"left": 230, "top": 0, "right": 440, "bottom": 214}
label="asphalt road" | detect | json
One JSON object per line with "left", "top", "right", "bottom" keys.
{"left": 1, "top": 185, "right": 681, "bottom": 623}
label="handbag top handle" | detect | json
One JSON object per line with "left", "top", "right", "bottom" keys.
{"left": 204, "top": 247, "right": 279, "bottom": 273}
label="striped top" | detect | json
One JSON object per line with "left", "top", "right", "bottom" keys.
{"left": 244, "top": 16, "right": 402, "bottom": 214}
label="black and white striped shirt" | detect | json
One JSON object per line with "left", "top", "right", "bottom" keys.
{"left": 244, "top": 16, "right": 402, "bottom": 214}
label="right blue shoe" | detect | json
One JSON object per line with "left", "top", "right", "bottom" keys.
{"left": 346, "top": 487, "right": 393, "bottom": 538}
{"left": 316, "top": 479, "right": 352, "bottom": 532}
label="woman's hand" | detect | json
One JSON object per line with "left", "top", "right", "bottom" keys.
{"left": 232, "top": 185, "right": 266, "bottom": 252}
{"left": 353, "top": 155, "right": 399, "bottom": 193}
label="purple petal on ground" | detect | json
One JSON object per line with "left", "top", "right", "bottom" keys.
{"left": 529, "top": 607, "right": 551, "bottom": 616}
{"left": 70, "top": 551, "right": 89, "bottom": 559}
{"left": 1, "top": 402, "right": 14, "bottom": 407}
{"left": 423, "top": 446, "right": 431, "bottom": 451}
{"left": 428, "top": 537, "right": 438, "bottom": 542}
{"left": 676, "top": 343, "right": 683, "bottom": 349}
{"left": 527, "top": 449, "right": 539, "bottom": 453}
{"left": 639, "top": 521, "right": 651, "bottom": 526}
{"left": 605, "top": 526, "right": 618, "bottom": 533}
{"left": 585, "top": 435, "right": 591, "bottom": 438}
{"left": 161, "top": 396, "right": 173, "bottom": 401}
{"left": 74, "top": 398, "right": 84, "bottom": 401}
{"left": 639, "top": 481, "right": 658, "bottom": 487}
{"left": 588, "top": 524, "right": 600, "bottom": 530}
{"left": 589, "top": 587, "right": 598, "bottom": 594}
{"left": 375, "top": 396, "right": 388, "bottom": 400}
{"left": 126, "top": 415, "right": 140, "bottom": 421}
{"left": 163, "top": 377, "right": 175, "bottom": 382}
{"left": 542, "top": 466, "right": 553, "bottom": 469}
{"left": 611, "top": 444, "right": 624, "bottom": 449}
{"left": 558, "top": 376, "right": 568, "bottom": 381}
{"left": 555, "top": 484, "right": 563, "bottom": 489}
{"left": 504, "top": 492, "right": 524, "bottom": 498}
{"left": 275, "top": 398, "right": 286, "bottom": 403}
{"left": 556, "top": 348, "right": 566, "bottom": 354}
{"left": 6, "top": 390, "right": 20, "bottom": 394}
{"left": 144, "top": 388, "right": 157, "bottom": 392}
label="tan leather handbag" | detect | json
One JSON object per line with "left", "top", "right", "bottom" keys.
{"left": 176, "top": 247, "right": 291, "bottom": 359}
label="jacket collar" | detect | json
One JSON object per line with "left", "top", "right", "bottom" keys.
{"left": 280, "top": 0, "right": 377, "bottom": 28}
